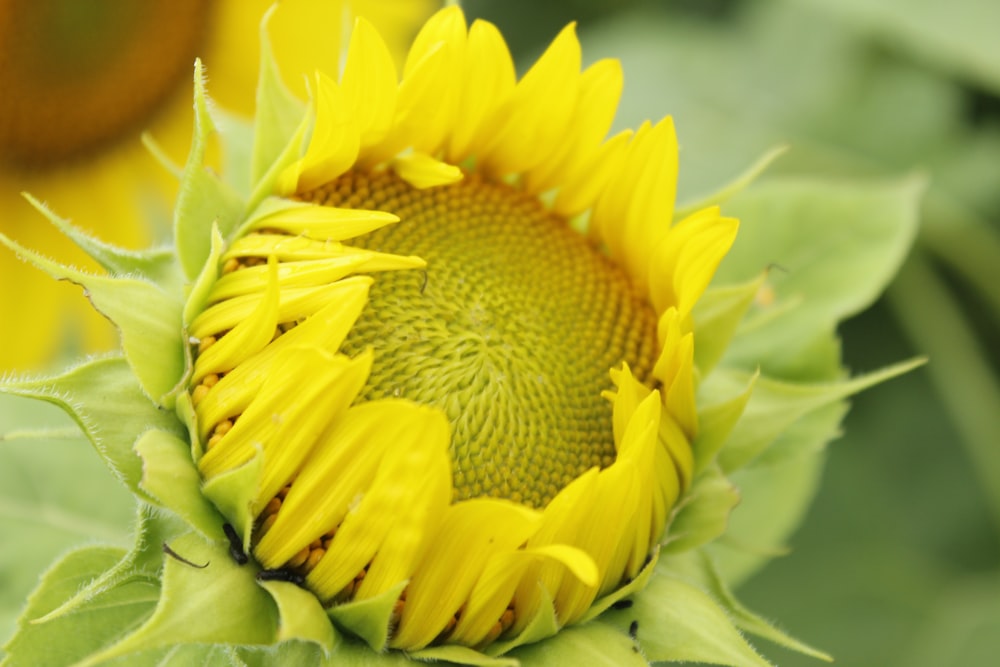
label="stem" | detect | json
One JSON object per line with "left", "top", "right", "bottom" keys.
{"left": 886, "top": 251, "right": 1000, "bottom": 537}
{"left": 919, "top": 196, "right": 1000, "bottom": 329}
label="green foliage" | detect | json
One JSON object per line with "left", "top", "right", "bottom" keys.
{"left": 0, "top": 397, "right": 135, "bottom": 642}
{"left": 520, "top": 0, "right": 1000, "bottom": 663}
{"left": 173, "top": 60, "right": 246, "bottom": 281}
{"left": 6, "top": 0, "right": 983, "bottom": 664}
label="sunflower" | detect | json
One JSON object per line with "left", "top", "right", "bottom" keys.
{"left": 0, "top": 2, "right": 922, "bottom": 665}
{"left": 174, "top": 3, "right": 743, "bottom": 649}
{"left": 0, "top": 0, "right": 435, "bottom": 371}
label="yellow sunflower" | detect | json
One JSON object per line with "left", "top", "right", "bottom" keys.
{"left": 4, "top": 2, "right": 891, "bottom": 665}
{"left": 0, "top": 0, "right": 435, "bottom": 371}
{"left": 185, "top": 3, "right": 736, "bottom": 652}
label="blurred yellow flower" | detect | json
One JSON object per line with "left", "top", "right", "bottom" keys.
{"left": 0, "top": 0, "right": 434, "bottom": 371}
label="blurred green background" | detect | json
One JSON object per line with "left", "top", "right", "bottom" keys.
{"left": 1, "top": 0, "right": 997, "bottom": 665}
{"left": 465, "top": 0, "right": 1000, "bottom": 664}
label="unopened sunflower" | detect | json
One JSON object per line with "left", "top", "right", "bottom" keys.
{"left": 0, "top": 2, "right": 920, "bottom": 666}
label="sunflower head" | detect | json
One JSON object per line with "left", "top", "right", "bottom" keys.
{"left": 0, "top": 3, "right": 921, "bottom": 666}
{"left": 172, "top": 6, "right": 739, "bottom": 653}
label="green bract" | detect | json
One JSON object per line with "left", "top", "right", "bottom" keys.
{"left": 0, "top": 9, "right": 922, "bottom": 667}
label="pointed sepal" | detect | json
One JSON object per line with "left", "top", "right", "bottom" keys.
{"left": 174, "top": 59, "right": 246, "bottom": 280}
{"left": 0, "top": 236, "right": 185, "bottom": 403}
{"left": 21, "top": 193, "right": 182, "bottom": 289}
{"left": 601, "top": 559, "right": 772, "bottom": 666}
{"left": 74, "top": 532, "right": 279, "bottom": 666}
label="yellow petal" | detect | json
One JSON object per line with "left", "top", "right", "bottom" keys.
{"left": 197, "top": 347, "right": 369, "bottom": 485}
{"left": 614, "top": 392, "right": 661, "bottom": 578}
{"left": 555, "top": 461, "right": 639, "bottom": 623}
{"left": 659, "top": 413, "right": 694, "bottom": 494}
{"left": 207, "top": 255, "right": 371, "bottom": 304}
{"left": 515, "top": 468, "right": 600, "bottom": 633}
{"left": 255, "top": 349, "right": 373, "bottom": 505}
{"left": 647, "top": 205, "right": 739, "bottom": 316}
{"left": 665, "top": 332, "right": 697, "bottom": 438}
{"left": 592, "top": 117, "right": 679, "bottom": 293}
{"left": 253, "top": 400, "right": 409, "bottom": 567}
{"left": 192, "top": 257, "right": 280, "bottom": 384}
{"left": 364, "top": 6, "right": 467, "bottom": 164}
{"left": 287, "top": 72, "right": 361, "bottom": 192}
{"left": 248, "top": 202, "right": 400, "bottom": 241}
{"left": 225, "top": 233, "right": 347, "bottom": 261}
{"left": 194, "top": 277, "right": 371, "bottom": 441}
{"left": 609, "top": 362, "right": 652, "bottom": 449}
{"left": 652, "top": 307, "right": 684, "bottom": 387}
{"left": 589, "top": 121, "right": 652, "bottom": 252}
{"left": 478, "top": 23, "right": 582, "bottom": 176}
{"left": 402, "top": 5, "right": 467, "bottom": 80}
{"left": 552, "top": 129, "right": 631, "bottom": 218}
{"left": 446, "top": 19, "right": 516, "bottom": 163}
{"left": 523, "top": 58, "right": 623, "bottom": 195}
{"left": 392, "top": 152, "right": 464, "bottom": 189}
{"left": 190, "top": 278, "right": 367, "bottom": 338}
{"left": 391, "top": 499, "right": 542, "bottom": 650}
{"left": 449, "top": 543, "right": 595, "bottom": 647}
{"left": 308, "top": 404, "right": 452, "bottom": 598}
{"left": 341, "top": 17, "right": 399, "bottom": 149}
{"left": 650, "top": 440, "right": 682, "bottom": 542}
{"left": 224, "top": 233, "right": 425, "bottom": 268}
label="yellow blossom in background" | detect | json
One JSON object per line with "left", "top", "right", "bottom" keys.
{"left": 0, "top": 0, "right": 435, "bottom": 371}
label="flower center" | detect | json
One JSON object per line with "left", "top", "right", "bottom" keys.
{"left": 299, "top": 170, "right": 659, "bottom": 509}
{"left": 0, "top": 0, "right": 212, "bottom": 170}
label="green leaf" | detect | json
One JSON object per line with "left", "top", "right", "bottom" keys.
{"left": 75, "top": 532, "right": 278, "bottom": 666}
{"left": 104, "top": 644, "right": 240, "bottom": 666}
{"left": 202, "top": 453, "right": 264, "bottom": 555}
{"left": 0, "top": 238, "right": 186, "bottom": 403}
{"left": 716, "top": 359, "right": 924, "bottom": 472}
{"left": 182, "top": 225, "right": 225, "bottom": 334}
{"left": 259, "top": 580, "right": 337, "bottom": 654}
{"left": 717, "top": 176, "right": 923, "bottom": 380}
{"left": 327, "top": 580, "right": 407, "bottom": 653}
{"left": 213, "top": 109, "right": 257, "bottom": 200}
{"left": 1, "top": 356, "right": 186, "bottom": 498}
{"left": 663, "top": 550, "right": 832, "bottom": 662}
{"left": 580, "top": 549, "right": 659, "bottom": 624}
{"left": 664, "top": 465, "right": 741, "bottom": 554}
{"left": 31, "top": 507, "right": 185, "bottom": 626}
{"left": 174, "top": 59, "right": 246, "bottom": 281}
{"left": 20, "top": 194, "right": 183, "bottom": 290}
{"left": 485, "top": 586, "right": 560, "bottom": 658}
{"left": 3, "top": 546, "right": 159, "bottom": 667}
{"left": 411, "top": 645, "right": 517, "bottom": 667}
{"left": 322, "top": 636, "right": 424, "bottom": 666}
{"left": 695, "top": 371, "right": 757, "bottom": 474}
{"left": 693, "top": 276, "right": 764, "bottom": 377}
{"left": 512, "top": 623, "right": 648, "bottom": 667}
{"left": 135, "top": 430, "right": 225, "bottom": 539}
{"left": 0, "top": 396, "right": 135, "bottom": 642}
{"left": 600, "top": 565, "right": 771, "bottom": 666}
{"left": 676, "top": 145, "right": 788, "bottom": 219}
{"left": 719, "top": 176, "right": 923, "bottom": 320}
{"left": 709, "top": 444, "right": 829, "bottom": 587}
